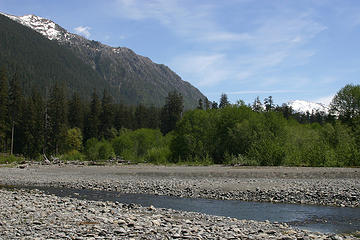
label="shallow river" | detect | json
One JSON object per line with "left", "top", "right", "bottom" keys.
{"left": 20, "top": 186, "right": 360, "bottom": 234}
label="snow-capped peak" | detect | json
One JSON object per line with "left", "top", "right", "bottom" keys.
{"left": 287, "top": 100, "right": 329, "bottom": 114}
{"left": 1, "top": 12, "right": 63, "bottom": 40}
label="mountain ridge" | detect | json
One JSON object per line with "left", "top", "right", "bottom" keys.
{"left": 0, "top": 12, "right": 205, "bottom": 108}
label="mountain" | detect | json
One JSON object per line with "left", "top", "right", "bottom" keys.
{"left": 0, "top": 13, "right": 205, "bottom": 108}
{"left": 287, "top": 100, "right": 329, "bottom": 114}
{"left": 0, "top": 13, "right": 109, "bottom": 99}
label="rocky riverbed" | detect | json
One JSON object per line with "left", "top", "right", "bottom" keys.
{"left": 0, "top": 188, "right": 357, "bottom": 239}
{"left": 0, "top": 164, "right": 359, "bottom": 207}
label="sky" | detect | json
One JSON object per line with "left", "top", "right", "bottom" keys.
{"left": 1, "top": 0, "right": 360, "bottom": 105}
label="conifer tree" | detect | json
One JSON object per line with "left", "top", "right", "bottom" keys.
{"left": 47, "top": 83, "right": 68, "bottom": 154}
{"left": 0, "top": 67, "right": 9, "bottom": 152}
{"left": 8, "top": 73, "right": 25, "bottom": 155}
{"left": 197, "top": 98, "right": 203, "bottom": 110}
{"left": 160, "top": 91, "right": 184, "bottom": 135}
{"left": 252, "top": 96, "right": 263, "bottom": 112}
{"left": 147, "top": 105, "right": 160, "bottom": 129}
{"left": 204, "top": 97, "right": 210, "bottom": 110}
{"left": 135, "top": 103, "right": 148, "bottom": 129}
{"left": 85, "top": 89, "right": 101, "bottom": 140}
{"left": 68, "top": 92, "right": 84, "bottom": 130}
{"left": 264, "top": 96, "right": 274, "bottom": 112}
{"left": 99, "top": 89, "right": 114, "bottom": 138}
{"left": 219, "top": 93, "right": 230, "bottom": 108}
{"left": 212, "top": 101, "right": 218, "bottom": 109}
{"left": 30, "top": 88, "right": 45, "bottom": 156}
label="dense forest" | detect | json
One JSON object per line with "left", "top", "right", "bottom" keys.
{"left": 0, "top": 66, "right": 359, "bottom": 166}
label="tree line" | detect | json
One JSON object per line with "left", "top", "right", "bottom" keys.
{"left": 0, "top": 65, "right": 359, "bottom": 166}
{"left": 0, "top": 67, "right": 183, "bottom": 159}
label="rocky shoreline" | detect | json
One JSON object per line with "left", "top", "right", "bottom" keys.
{"left": 0, "top": 164, "right": 359, "bottom": 208}
{"left": 0, "top": 188, "right": 357, "bottom": 239}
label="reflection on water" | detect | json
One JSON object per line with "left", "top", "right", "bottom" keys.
{"left": 19, "top": 186, "right": 360, "bottom": 234}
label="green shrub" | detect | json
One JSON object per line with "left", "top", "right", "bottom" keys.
{"left": 97, "top": 140, "right": 115, "bottom": 160}
{"left": 112, "top": 128, "right": 165, "bottom": 162}
{"left": 144, "top": 147, "right": 171, "bottom": 164}
{"left": 0, "top": 154, "right": 25, "bottom": 164}
{"left": 224, "top": 152, "right": 259, "bottom": 166}
{"left": 65, "top": 128, "right": 83, "bottom": 151}
{"left": 61, "top": 150, "right": 85, "bottom": 161}
{"left": 84, "top": 138, "right": 114, "bottom": 161}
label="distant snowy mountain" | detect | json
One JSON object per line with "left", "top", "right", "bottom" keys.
{"left": 287, "top": 100, "right": 329, "bottom": 114}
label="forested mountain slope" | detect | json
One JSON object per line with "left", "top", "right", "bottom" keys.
{"left": 0, "top": 13, "right": 205, "bottom": 108}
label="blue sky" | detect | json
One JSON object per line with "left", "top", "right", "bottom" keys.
{"left": 1, "top": 0, "right": 360, "bottom": 105}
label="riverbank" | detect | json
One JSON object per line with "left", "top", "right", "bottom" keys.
{"left": 0, "top": 188, "right": 357, "bottom": 239}
{"left": 0, "top": 164, "right": 359, "bottom": 207}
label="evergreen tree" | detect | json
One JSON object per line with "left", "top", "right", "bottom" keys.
{"left": 219, "top": 93, "right": 230, "bottom": 108}
{"left": 85, "top": 89, "right": 101, "bottom": 140}
{"left": 160, "top": 91, "right": 184, "bottom": 135}
{"left": 212, "top": 101, "right": 218, "bottom": 109}
{"left": 264, "top": 96, "right": 274, "bottom": 112}
{"left": 47, "top": 83, "right": 68, "bottom": 154}
{"left": 135, "top": 103, "right": 148, "bottom": 129}
{"left": 204, "top": 97, "right": 210, "bottom": 110}
{"left": 99, "top": 89, "right": 114, "bottom": 138}
{"left": 252, "top": 96, "right": 263, "bottom": 112}
{"left": 0, "top": 67, "right": 9, "bottom": 152}
{"left": 147, "top": 105, "right": 160, "bottom": 129}
{"left": 8, "top": 73, "right": 25, "bottom": 155}
{"left": 30, "top": 88, "right": 45, "bottom": 156}
{"left": 68, "top": 92, "right": 84, "bottom": 130}
{"left": 21, "top": 95, "right": 36, "bottom": 157}
{"left": 197, "top": 98, "right": 203, "bottom": 110}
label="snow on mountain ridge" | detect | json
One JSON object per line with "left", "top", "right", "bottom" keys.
{"left": 287, "top": 100, "right": 329, "bottom": 114}
{"left": 1, "top": 13, "right": 64, "bottom": 40}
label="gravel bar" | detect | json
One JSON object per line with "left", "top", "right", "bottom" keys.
{"left": 0, "top": 164, "right": 359, "bottom": 207}
{"left": 0, "top": 188, "right": 357, "bottom": 239}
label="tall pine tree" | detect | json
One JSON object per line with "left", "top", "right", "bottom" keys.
{"left": 219, "top": 93, "right": 230, "bottom": 108}
{"left": 68, "top": 92, "right": 84, "bottom": 130}
{"left": 47, "top": 83, "right": 68, "bottom": 154}
{"left": 0, "top": 67, "right": 9, "bottom": 152}
{"left": 160, "top": 91, "right": 184, "bottom": 135}
{"left": 85, "top": 89, "right": 101, "bottom": 140}
{"left": 8, "top": 73, "right": 25, "bottom": 155}
{"left": 99, "top": 89, "right": 114, "bottom": 139}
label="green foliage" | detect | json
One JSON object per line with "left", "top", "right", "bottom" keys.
{"left": 144, "top": 146, "right": 171, "bottom": 165}
{"left": 84, "top": 138, "right": 114, "bottom": 161}
{"left": 171, "top": 102, "right": 359, "bottom": 167}
{"left": 61, "top": 150, "right": 85, "bottom": 161}
{"left": 160, "top": 91, "right": 184, "bottom": 135}
{"left": 223, "top": 153, "right": 258, "bottom": 166}
{"left": 112, "top": 128, "right": 166, "bottom": 162}
{"left": 0, "top": 154, "right": 24, "bottom": 164}
{"left": 65, "top": 128, "right": 83, "bottom": 151}
{"left": 330, "top": 84, "right": 360, "bottom": 123}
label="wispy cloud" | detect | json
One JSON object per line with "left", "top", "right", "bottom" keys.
{"left": 111, "top": 0, "right": 327, "bottom": 89}
{"left": 227, "top": 90, "right": 302, "bottom": 95}
{"left": 74, "top": 26, "right": 91, "bottom": 38}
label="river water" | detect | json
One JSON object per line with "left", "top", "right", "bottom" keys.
{"left": 20, "top": 186, "right": 360, "bottom": 234}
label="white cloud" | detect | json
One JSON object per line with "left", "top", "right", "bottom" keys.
{"left": 74, "top": 26, "right": 91, "bottom": 38}
{"left": 172, "top": 53, "right": 233, "bottom": 86}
